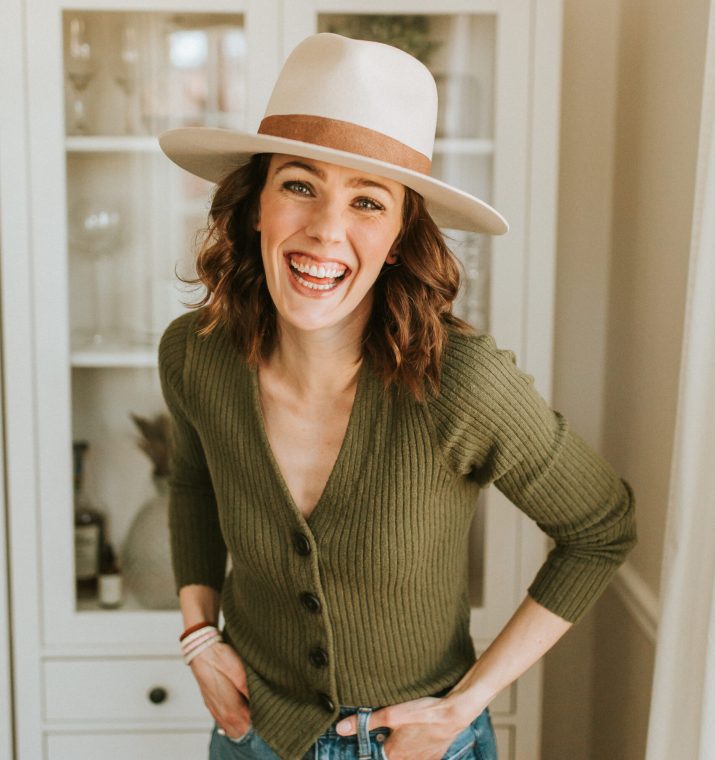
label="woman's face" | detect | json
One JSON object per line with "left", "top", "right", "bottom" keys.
{"left": 256, "top": 153, "right": 405, "bottom": 334}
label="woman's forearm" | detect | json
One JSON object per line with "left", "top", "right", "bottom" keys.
{"left": 444, "top": 594, "right": 573, "bottom": 723}
{"left": 179, "top": 583, "right": 221, "bottom": 628}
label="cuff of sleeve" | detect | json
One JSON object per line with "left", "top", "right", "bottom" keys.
{"left": 526, "top": 553, "right": 626, "bottom": 625}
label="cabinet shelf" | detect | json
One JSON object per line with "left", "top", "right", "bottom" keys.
{"left": 71, "top": 346, "right": 158, "bottom": 368}
{"left": 75, "top": 588, "right": 173, "bottom": 613}
{"left": 66, "top": 136, "right": 162, "bottom": 154}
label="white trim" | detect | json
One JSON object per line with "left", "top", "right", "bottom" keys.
{"left": 610, "top": 561, "right": 659, "bottom": 644}
{"left": 0, "top": 343, "right": 13, "bottom": 760}
{"left": 310, "top": 0, "right": 503, "bottom": 12}
{"left": 1, "top": 0, "right": 44, "bottom": 756}
{"left": 523, "top": 0, "right": 563, "bottom": 394}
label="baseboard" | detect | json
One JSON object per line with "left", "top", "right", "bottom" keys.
{"left": 610, "top": 561, "right": 659, "bottom": 643}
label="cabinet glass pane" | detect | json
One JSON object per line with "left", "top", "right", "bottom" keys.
{"left": 318, "top": 12, "right": 497, "bottom": 608}
{"left": 62, "top": 9, "right": 244, "bottom": 612}
{"left": 63, "top": 11, "right": 247, "bottom": 136}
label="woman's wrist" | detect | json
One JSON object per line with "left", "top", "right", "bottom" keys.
{"left": 180, "top": 623, "right": 222, "bottom": 665}
{"left": 440, "top": 661, "right": 498, "bottom": 727}
{"left": 442, "top": 684, "right": 493, "bottom": 728}
{"left": 178, "top": 583, "right": 221, "bottom": 628}
{"left": 180, "top": 620, "right": 218, "bottom": 641}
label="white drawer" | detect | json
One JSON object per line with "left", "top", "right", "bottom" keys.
{"left": 44, "top": 658, "right": 207, "bottom": 721}
{"left": 46, "top": 731, "right": 210, "bottom": 760}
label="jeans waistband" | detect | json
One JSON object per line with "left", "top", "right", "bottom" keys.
{"left": 324, "top": 682, "right": 457, "bottom": 736}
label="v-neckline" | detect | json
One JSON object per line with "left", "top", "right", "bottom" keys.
{"left": 248, "top": 356, "right": 369, "bottom": 529}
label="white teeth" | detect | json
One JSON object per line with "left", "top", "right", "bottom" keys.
{"left": 288, "top": 256, "right": 346, "bottom": 279}
{"left": 292, "top": 270, "right": 339, "bottom": 291}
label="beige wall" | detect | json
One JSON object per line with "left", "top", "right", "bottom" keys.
{"left": 542, "top": 0, "right": 710, "bottom": 757}
{"left": 603, "top": 0, "right": 709, "bottom": 598}
{"left": 542, "top": 1, "right": 621, "bottom": 756}
{"left": 591, "top": 590, "right": 656, "bottom": 759}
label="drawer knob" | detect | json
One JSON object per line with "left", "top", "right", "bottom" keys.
{"left": 148, "top": 686, "right": 168, "bottom": 704}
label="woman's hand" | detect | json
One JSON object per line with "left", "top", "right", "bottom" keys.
{"left": 189, "top": 641, "right": 252, "bottom": 739}
{"left": 335, "top": 695, "right": 481, "bottom": 760}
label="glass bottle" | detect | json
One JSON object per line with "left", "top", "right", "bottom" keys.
{"left": 98, "top": 541, "right": 123, "bottom": 609}
{"left": 73, "top": 440, "right": 105, "bottom": 599}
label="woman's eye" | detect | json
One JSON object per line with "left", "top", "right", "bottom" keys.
{"left": 283, "top": 180, "right": 312, "bottom": 196}
{"left": 282, "top": 181, "right": 383, "bottom": 211}
{"left": 354, "top": 197, "right": 384, "bottom": 211}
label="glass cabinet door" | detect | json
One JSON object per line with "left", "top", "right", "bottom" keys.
{"left": 64, "top": 10, "right": 246, "bottom": 356}
{"left": 281, "top": 9, "right": 536, "bottom": 746}
{"left": 317, "top": 12, "right": 511, "bottom": 617}
{"left": 282, "top": 2, "right": 534, "bottom": 645}
{"left": 299, "top": 8, "right": 500, "bottom": 617}
{"left": 30, "top": 3, "right": 277, "bottom": 646}
{"left": 64, "top": 9, "right": 245, "bottom": 619}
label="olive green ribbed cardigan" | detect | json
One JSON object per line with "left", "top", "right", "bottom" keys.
{"left": 157, "top": 308, "right": 637, "bottom": 760}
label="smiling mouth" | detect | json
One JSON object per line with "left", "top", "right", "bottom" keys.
{"left": 285, "top": 253, "right": 350, "bottom": 292}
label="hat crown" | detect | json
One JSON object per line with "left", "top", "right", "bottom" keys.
{"left": 264, "top": 33, "right": 438, "bottom": 160}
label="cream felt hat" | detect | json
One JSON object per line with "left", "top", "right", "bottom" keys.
{"left": 158, "top": 32, "right": 509, "bottom": 235}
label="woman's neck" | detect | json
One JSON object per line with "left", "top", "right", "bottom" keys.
{"left": 264, "top": 316, "right": 365, "bottom": 399}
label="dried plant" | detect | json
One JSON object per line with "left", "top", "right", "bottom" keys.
{"left": 129, "top": 411, "right": 170, "bottom": 477}
{"left": 325, "top": 15, "right": 441, "bottom": 65}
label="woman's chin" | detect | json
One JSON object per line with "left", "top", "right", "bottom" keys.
{"left": 275, "top": 297, "right": 373, "bottom": 335}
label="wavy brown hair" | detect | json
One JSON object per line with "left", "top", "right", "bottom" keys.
{"left": 177, "top": 152, "right": 476, "bottom": 403}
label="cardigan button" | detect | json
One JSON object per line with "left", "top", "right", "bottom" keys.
{"left": 293, "top": 532, "right": 311, "bottom": 555}
{"left": 318, "top": 692, "right": 335, "bottom": 712}
{"left": 300, "top": 592, "right": 321, "bottom": 613}
{"left": 309, "top": 647, "right": 329, "bottom": 668}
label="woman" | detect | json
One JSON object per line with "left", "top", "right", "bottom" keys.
{"left": 157, "top": 33, "right": 637, "bottom": 760}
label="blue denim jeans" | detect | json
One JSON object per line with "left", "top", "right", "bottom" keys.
{"left": 208, "top": 692, "right": 498, "bottom": 760}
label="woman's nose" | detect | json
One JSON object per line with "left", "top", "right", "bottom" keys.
{"left": 304, "top": 200, "right": 347, "bottom": 245}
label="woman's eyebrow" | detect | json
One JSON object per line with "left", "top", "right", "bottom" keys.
{"left": 348, "top": 177, "right": 395, "bottom": 199}
{"left": 273, "top": 160, "right": 395, "bottom": 199}
{"left": 274, "top": 160, "right": 325, "bottom": 180}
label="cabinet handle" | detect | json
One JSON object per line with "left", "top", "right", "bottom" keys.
{"left": 148, "top": 686, "right": 168, "bottom": 704}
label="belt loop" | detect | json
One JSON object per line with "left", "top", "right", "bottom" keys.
{"left": 356, "top": 707, "right": 373, "bottom": 760}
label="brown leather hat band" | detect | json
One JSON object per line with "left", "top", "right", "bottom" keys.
{"left": 258, "top": 114, "right": 431, "bottom": 175}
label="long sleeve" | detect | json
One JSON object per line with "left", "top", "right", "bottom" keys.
{"left": 427, "top": 329, "right": 638, "bottom": 625}
{"left": 157, "top": 311, "right": 227, "bottom": 593}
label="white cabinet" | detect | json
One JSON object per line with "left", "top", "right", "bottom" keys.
{"left": 43, "top": 658, "right": 207, "bottom": 721}
{"left": 46, "top": 733, "right": 212, "bottom": 760}
{"left": 2, "top": 1, "right": 563, "bottom": 758}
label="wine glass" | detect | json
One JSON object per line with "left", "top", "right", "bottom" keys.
{"left": 66, "top": 16, "right": 97, "bottom": 135}
{"left": 114, "top": 25, "right": 144, "bottom": 134}
{"left": 69, "top": 198, "right": 124, "bottom": 347}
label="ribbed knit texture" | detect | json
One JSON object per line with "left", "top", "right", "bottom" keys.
{"left": 157, "top": 308, "right": 637, "bottom": 760}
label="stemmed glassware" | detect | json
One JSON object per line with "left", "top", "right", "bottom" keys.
{"left": 69, "top": 198, "right": 124, "bottom": 347}
{"left": 66, "top": 16, "right": 97, "bottom": 134}
{"left": 114, "top": 25, "right": 144, "bottom": 134}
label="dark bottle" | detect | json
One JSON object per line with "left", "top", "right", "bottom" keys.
{"left": 73, "top": 440, "right": 105, "bottom": 599}
{"left": 99, "top": 541, "right": 123, "bottom": 609}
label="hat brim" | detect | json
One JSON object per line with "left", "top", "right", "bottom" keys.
{"left": 158, "top": 127, "right": 509, "bottom": 235}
